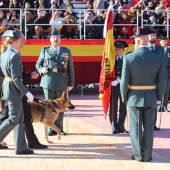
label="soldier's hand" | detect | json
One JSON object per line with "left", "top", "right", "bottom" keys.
{"left": 67, "top": 86, "right": 73, "bottom": 91}
{"left": 111, "top": 80, "right": 119, "bottom": 86}
{"left": 41, "top": 67, "right": 48, "bottom": 74}
{"left": 31, "top": 71, "right": 39, "bottom": 79}
{"left": 157, "top": 100, "right": 161, "bottom": 104}
{"left": 26, "top": 91, "right": 34, "bottom": 102}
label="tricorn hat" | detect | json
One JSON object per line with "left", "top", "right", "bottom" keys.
{"left": 114, "top": 41, "right": 129, "bottom": 48}
{"left": 47, "top": 31, "right": 62, "bottom": 38}
{"left": 134, "top": 28, "right": 153, "bottom": 37}
{"left": 159, "top": 36, "right": 167, "bottom": 40}
{"left": 1, "top": 30, "right": 20, "bottom": 38}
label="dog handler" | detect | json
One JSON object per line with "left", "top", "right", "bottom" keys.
{"left": 36, "top": 30, "right": 74, "bottom": 136}
{"left": 0, "top": 30, "right": 34, "bottom": 154}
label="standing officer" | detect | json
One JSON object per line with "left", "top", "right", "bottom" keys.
{"left": 109, "top": 41, "right": 129, "bottom": 134}
{"left": 36, "top": 30, "right": 74, "bottom": 136}
{"left": 120, "top": 28, "right": 165, "bottom": 162}
{"left": 159, "top": 36, "right": 170, "bottom": 112}
{"left": 148, "top": 29, "right": 164, "bottom": 130}
{"left": 0, "top": 30, "right": 34, "bottom": 154}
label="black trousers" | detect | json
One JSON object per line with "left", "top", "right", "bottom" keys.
{"left": 0, "top": 96, "right": 40, "bottom": 146}
{"left": 22, "top": 96, "right": 39, "bottom": 146}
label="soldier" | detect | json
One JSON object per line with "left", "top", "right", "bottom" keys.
{"left": 148, "top": 29, "right": 164, "bottom": 131}
{"left": 120, "top": 28, "right": 165, "bottom": 162}
{"left": 0, "top": 30, "right": 34, "bottom": 154}
{"left": 159, "top": 36, "right": 170, "bottom": 112}
{"left": 109, "top": 41, "right": 129, "bottom": 134}
{"left": 36, "top": 30, "right": 74, "bottom": 136}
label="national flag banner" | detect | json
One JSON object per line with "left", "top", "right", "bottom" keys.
{"left": 99, "top": 5, "right": 115, "bottom": 118}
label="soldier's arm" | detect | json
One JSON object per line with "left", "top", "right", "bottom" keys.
{"left": 120, "top": 55, "right": 129, "bottom": 103}
{"left": 67, "top": 49, "right": 75, "bottom": 87}
{"left": 35, "top": 48, "right": 45, "bottom": 75}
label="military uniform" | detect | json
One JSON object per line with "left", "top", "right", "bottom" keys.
{"left": 36, "top": 44, "right": 74, "bottom": 133}
{"left": 120, "top": 28, "right": 166, "bottom": 162}
{"left": 161, "top": 40, "right": 170, "bottom": 111}
{"left": 0, "top": 47, "right": 28, "bottom": 152}
{"left": 109, "top": 41, "right": 128, "bottom": 134}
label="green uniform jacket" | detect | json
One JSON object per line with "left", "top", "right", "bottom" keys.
{"left": 36, "top": 46, "right": 74, "bottom": 91}
{"left": 120, "top": 47, "right": 166, "bottom": 107}
{"left": 0, "top": 48, "right": 28, "bottom": 100}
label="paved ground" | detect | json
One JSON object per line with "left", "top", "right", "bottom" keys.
{"left": 0, "top": 87, "right": 170, "bottom": 170}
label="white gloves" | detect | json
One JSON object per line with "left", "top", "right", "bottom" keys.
{"left": 67, "top": 86, "right": 73, "bottom": 91}
{"left": 157, "top": 100, "right": 161, "bottom": 104}
{"left": 26, "top": 91, "right": 34, "bottom": 101}
{"left": 111, "top": 79, "right": 120, "bottom": 86}
{"left": 41, "top": 67, "right": 48, "bottom": 74}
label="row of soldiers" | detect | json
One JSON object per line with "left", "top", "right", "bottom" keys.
{"left": 110, "top": 30, "right": 170, "bottom": 134}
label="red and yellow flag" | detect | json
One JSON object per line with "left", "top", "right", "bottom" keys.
{"left": 99, "top": 9, "right": 115, "bottom": 118}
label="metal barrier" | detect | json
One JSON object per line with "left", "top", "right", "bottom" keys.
{"left": 0, "top": 8, "right": 170, "bottom": 39}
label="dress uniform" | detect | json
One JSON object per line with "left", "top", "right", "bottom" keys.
{"left": 0, "top": 30, "right": 34, "bottom": 154}
{"left": 109, "top": 41, "right": 129, "bottom": 134}
{"left": 120, "top": 28, "right": 166, "bottom": 162}
{"left": 159, "top": 36, "right": 170, "bottom": 112}
{"left": 148, "top": 29, "right": 165, "bottom": 130}
{"left": 36, "top": 31, "right": 74, "bottom": 136}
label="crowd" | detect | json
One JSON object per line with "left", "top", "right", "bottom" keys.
{"left": 0, "top": 0, "right": 170, "bottom": 39}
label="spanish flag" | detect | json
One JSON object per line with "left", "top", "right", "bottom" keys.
{"left": 99, "top": 6, "right": 115, "bottom": 118}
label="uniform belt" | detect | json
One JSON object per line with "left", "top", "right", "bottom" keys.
{"left": 128, "top": 85, "right": 156, "bottom": 90}
{"left": 52, "top": 68, "right": 67, "bottom": 73}
{"left": 5, "top": 76, "right": 23, "bottom": 82}
{"left": 5, "top": 76, "right": 13, "bottom": 82}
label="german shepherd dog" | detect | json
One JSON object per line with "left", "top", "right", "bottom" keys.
{"left": 1, "top": 91, "right": 75, "bottom": 145}
{"left": 30, "top": 91, "right": 75, "bottom": 143}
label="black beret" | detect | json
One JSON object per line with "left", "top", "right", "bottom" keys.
{"left": 114, "top": 41, "right": 129, "bottom": 48}
{"left": 1, "top": 30, "right": 20, "bottom": 38}
{"left": 47, "top": 31, "right": 62, "bottom": 38}
{"left": 135, "top": 28, "right": 153, "bottom": 37}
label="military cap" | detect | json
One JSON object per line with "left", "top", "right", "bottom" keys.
{"left": 114, "top": 41, "right": 129, "bottom": 48}
{"left": 159, "top": 36, "right": 167, "bottom": 40}
{"left": 1, "top": 30, "right": 20, "bottom": 38}
{"left": 47, "top": 31, "right": 62, "bottom": 38}
{"left": 149, "top": 28, "right": 157, "bottom": 34}
{"left": 134, "top": 28, "right": 153, "bottom": 37}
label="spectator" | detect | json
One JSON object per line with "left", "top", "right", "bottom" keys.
{"left": 0, "top": 0, "right": 10, "bottom": 8}
{"left": 0, "top": 10, "right": 8, "bottom": 35}
{"left": 119, "top": 12, "right": 133, "bottom": 38}
{"left": 155, "top": 1, "right": 166, "bottom": 16}
{"left": 9, "top": 0, "right": 21, "bottom": 15}
{"left": 81, "top": 12, "right": 93, "bottom": 39}
{"left": 92, "top": 10, "right": 105, "bottom": 39}
{"left": 148, "top": 12, "right": 159, "bottom": 30}
{"left": 8, "top": 10, "right": 20, "bottom": 29}
{"left": 93, "top": 0, "right": 105, "bottom": 13}
{"left": 114, "top": 6, "right": 124, "bottom": 23}
{"left": 143, "top": 6, "right": 153, "bottom": 25}
{"left": 159, "top": 11, "right": 168, "bottom": 36}
{"left": 50, "top": 10, "right": 63, "bottom": 31}
{"left": 134, "top": 0, "right": 146, "bottom": 15}
{"left": 60, "top": 0, "right": 72, "bottom": 17}
{"left": 34, "top": 9, "right": 52, "bottom": 39}
{"left": 22, "top": 11, "right": 35, "bottom": 39}
{"left": 59, "top": 15, "right": 78, "bottom": 39}
{"left": 147, "top": 1, "right": 155, "bottom": 10}
{"left": 64, "top": 4, "right": 77, "bottom": 19}
{"left": 42, "top": 0, "right": 51, "bottom": 8}
{"left": 24, "top": 2, "right": 34, "bottom": 15}
{"left": 113, "top": 0, "right": 122, "bottom": 9}
{"left": 128, "top": 7, "right": 137, "bottom": 19}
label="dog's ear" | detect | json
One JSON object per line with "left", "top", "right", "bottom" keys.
{"left": 61, "top": 91, "right": 67, "bottom": 102}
